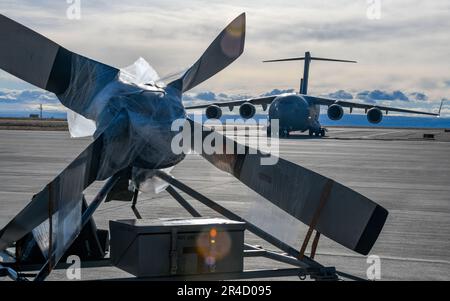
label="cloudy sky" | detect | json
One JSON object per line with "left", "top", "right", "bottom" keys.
{"left": 0, "top": 0, "right": 449, "bottom": 115}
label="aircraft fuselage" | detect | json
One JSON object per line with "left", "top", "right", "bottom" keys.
{"left": 268, "top": 94, "right": 322, "bottom": 136}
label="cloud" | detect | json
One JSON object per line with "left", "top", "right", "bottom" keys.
{"left": 409, "top": 92, "right": 428, "bottom": 101}
{"left": 326, "top": 90, "right": 353, "bottom": 99}
{"left": 0, "top": 88, "right": 64, "bottom": 113}
{"left": 356, "top": 90, "right": 409, "bottom": 102}
{"left": 260, "top": 88, "right": 295, "bottom": 97}
{"left": 196, "top": 91, "right": 216, "bottom": 101}
{"left": 325, "top": 89, "right": 431, "bottom": 103}
{"left": 0, "top": 89, "right": 59, "bottom": 103}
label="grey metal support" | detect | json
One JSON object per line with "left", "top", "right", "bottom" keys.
{"left": 131, "top": 189, "right": 142, "bottom": 219}
{"left": 166, "top": 185, "right": 202, "bottom": 217}
{"left": 155, "top": 170, "right": 322, "bottom": 270}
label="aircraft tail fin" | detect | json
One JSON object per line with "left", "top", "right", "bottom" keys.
{"left": 263, "top": 57, "right": 356, "bottom": 64}
{"left": 168, "top": 13, "right": 245, "bottom": 93}
{"left": 263, "top": 52, "right": 356, "bottom": 94}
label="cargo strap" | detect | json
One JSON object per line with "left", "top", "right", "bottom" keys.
{"left": 299, "top": 179, "right": 334, "bottom": 260}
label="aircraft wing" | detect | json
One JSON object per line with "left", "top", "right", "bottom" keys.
{"left": 186, "top": 93, "right": 438, "bottom": 116}
{"left": 303, "top": 95, "right": 439, "bottom": 116}
{"left": 185, "top": 96, "right": 276, "bottom": 110}
{"left": 0, "top": 14, "right": 119, "bottom": 118}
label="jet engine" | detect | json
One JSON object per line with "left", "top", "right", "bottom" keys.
{"left": 239, "top": 102, "right": 256, "bottom": 119}
{"left": 367, "top": 107, "right": 383, "bottom": 124}
{"left": 205, "top": 105, "right": 222, "bottom": 119}
{"left": 327, "top": 104, "right": 344, "bottom": 120}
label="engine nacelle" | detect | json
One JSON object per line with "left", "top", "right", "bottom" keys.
{"left": 239, "top": 102, "right": 256, "bottom": 119}
{"left": 327, "top": 104, "right": 344, "bottom": 120}
{"left": 205, "top": 105, "right": 222, "bottom": 119}
{"left": 367, "top": 107, "right": 383, "bottom": 124}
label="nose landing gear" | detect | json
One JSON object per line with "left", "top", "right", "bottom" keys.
{"left": 266, "top": 127, "right": 290, "bottom": 138}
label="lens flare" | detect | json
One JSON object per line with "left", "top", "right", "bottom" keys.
{"left": 209, "top": 228, "right": 217, "bottom": 238}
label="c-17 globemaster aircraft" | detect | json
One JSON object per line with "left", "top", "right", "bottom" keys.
{"left": 0, "top": 13, "right": 391, "bottom": 280}
{"left": 187, "top": 52, "right": 439, "bottom": 137}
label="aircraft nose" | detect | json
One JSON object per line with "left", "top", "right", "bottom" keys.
{"left": 269, "top": 95, "right": 310, "bottom": 130}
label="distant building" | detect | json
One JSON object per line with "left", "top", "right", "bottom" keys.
{"left": 29, "top": 114, "right": 39, "bottom": 119}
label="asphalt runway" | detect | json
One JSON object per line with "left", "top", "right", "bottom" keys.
{"left": 0, "top": 127, "right": 449, "bottom": 280}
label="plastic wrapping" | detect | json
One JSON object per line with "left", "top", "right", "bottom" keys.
{"left": 67, "top": 108, "right": 96, "bottom": 138}
{"left": 32, "top": 156, "right": 85, "bottom": 261}
{"left": 65, "top": 57, "right": 162, "bottom": 138}
{"left": 131, "top": 166, "right": 173, "bottom": 195}
{"left": 57, "top": 57, "right": 186, "bottom": 180}
{"left": 32, "top": 197, "right": 82, "bottom": 260}
{"left": 120, "top": 57, "right": 160, "bottom": 86}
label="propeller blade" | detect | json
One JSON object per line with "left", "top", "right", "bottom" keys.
{"left": 187, "top": 118, "right": 388, "bottom": 255}
{"left": 0, "top": 14, "right": 119, "bottom": 118}
{"left": 168, "top": 13, "right": 246, "bottom": 93}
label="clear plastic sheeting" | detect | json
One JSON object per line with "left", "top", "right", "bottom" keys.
{"left": 64, "top": 58, "right": 163, "bottom": 138}
{"left": 67, "top": 109, "right": 96, "bottom": 138}
{"left": 93, "top": 89, "right": 185, "bottom": 180}
{"left": 31, "top": 156, "right": 85, "bottom": 261}
{"left": 120, "top": 57, "right": 160, "bottom": 86}
{"left": 32, "top": 219, "right": 51, "bottom": 258}
{"left": 57, "top": 57, "right": 186, "bottom": 180}
{"left": 132, "top": 166, "right": 173, "bottom": 194}
{"left": 57, "top": 54, "right": 119, "bottom": 120}
{"left": 244, "top": 197, "right": 304, "bottom": 248}
{"left": 32, "top": 200, "right": 81, "bottom": 260}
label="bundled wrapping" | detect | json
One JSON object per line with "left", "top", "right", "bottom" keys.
{"left": 60, "top": 58, "right": 186, "bottom": 180}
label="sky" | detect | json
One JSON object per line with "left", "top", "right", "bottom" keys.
{"left": 0, "top": 0, "right": 449, "bottom": 116}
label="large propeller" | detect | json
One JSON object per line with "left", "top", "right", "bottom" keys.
{"left": 0, "top": 13, "right": 247, "bottom": 278}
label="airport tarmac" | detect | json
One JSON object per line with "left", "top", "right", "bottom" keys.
{"left": 0, "top": 126, "right": 449, "bottom": 281}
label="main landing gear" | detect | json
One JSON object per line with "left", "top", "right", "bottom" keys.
{"left": 266, "top": 127, "right": 326, "bottom": 138}
{"left": 309, "top": 128, "right": 326, "bottom": 137}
